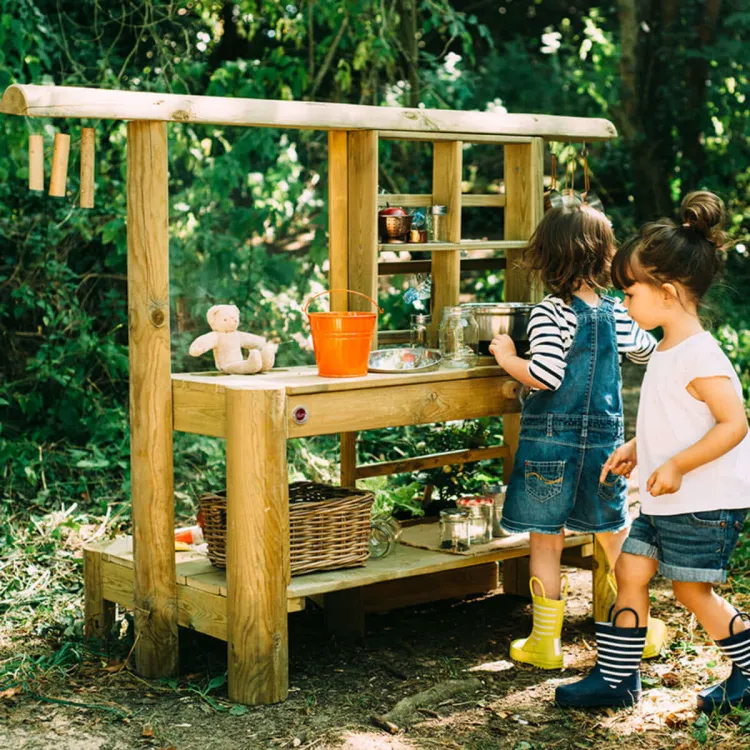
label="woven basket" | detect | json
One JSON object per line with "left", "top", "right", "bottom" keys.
{"left": 198, "top": 482, "right": 375, "bottom": 576}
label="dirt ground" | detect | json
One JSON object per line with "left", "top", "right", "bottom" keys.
{"left": 1, "top": 557, "right": 749, "bottom": 750}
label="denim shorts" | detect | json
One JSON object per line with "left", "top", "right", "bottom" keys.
{"left": 622, "top": 509, "right": 748, "bottom": 583}
{"left": 501, "top": 414, "right": 630, "bottom": 535}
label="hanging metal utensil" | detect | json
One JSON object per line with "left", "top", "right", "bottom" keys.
{"left": 580, "top": 145, "right": 604, "bottom": 213}
{"left": 544, "top": 152, "right": 563, "bottom": 212}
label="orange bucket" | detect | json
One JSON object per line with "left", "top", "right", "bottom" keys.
{"left": 304, "top": 289, "right": 383, "bottom": 378}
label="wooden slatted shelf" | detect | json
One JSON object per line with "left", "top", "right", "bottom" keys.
{"left": 378, "top": 239, "right": 527, "bottom": 252}
{"left": 377, "top": 193, "right": 506, "bottom": 208}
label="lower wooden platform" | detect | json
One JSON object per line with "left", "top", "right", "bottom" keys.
{"left": 84, "top": 531, "right": 598, "bottom": 643}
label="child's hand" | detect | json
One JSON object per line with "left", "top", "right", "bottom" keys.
{"left": 600, "top": 439, "right": 637, "bottom": 482}
{"left": 646, "top": 459, "right": 683, "bottom": 496}
{"left": 489, "top": 334, "right": 516, "bottom": 368}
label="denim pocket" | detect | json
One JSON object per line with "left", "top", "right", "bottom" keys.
{"left": 597, "top": 471, "right": 626, "bottom": 502}
{"left": 687, "top": 510, "right": 725, "bottom": 528}
{"left": 524, "top": 460, "right": 565, "bottom": 503}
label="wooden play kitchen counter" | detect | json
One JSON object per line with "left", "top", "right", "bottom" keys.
{"left": 85, "top": 365, "right": 608, "bottom": 705}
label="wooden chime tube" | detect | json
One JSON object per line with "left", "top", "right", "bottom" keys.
{"left": 28, "top": 135, "right": 44, "bottom": 191}
{"left": 49, "top": 132, "right": 71, "bottom": 197}
{"left": 80, "top": 127, "right": 95, "bottom": 208}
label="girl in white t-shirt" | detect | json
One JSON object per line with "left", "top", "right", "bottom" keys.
{"left": 556, "top": 191, "right": 750, "bottom": 713}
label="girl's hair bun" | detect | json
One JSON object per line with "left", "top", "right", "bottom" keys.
{"left": 681, "top": 191, "right": 726, "bottom": 247}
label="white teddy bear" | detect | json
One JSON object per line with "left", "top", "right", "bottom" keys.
{"left": 188, "top": 304, "right": 277, "bottom": 374}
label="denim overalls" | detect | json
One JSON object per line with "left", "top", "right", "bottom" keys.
{"left": 501, "top": 295, "right": 629, "bottom": 534}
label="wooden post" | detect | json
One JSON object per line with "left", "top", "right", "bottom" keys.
{"left": 502, "top": 138, "right": 544, "bottom": 478}
{"left": 226, "top": 387, "right": 289, "bottom": 705}
{"left": 49, "top": 132, "right": 71, "bottom": 197}
{"left": 127, "top": 120, "right": 178, "bottom": 679}
{"left": 430, "top": 140, "right": 462, "bottom": 345}
{"left": 28, "top": 134, "right": 44, "bottom": 191}
{"left": 592, "top": 537, "right": 613, "bottom": 622}
{"left": 80, "top": 127, "right": 95, "bottom": 208}
{"left": 347, "top": 130, "right": 378, "bottom": 344}
{"left": 328, "top": 130, "right": 349, "bottom": 313}
{"left": 340, "top": 432, "right": 357, "bottom": 487}
{"left": 83, "top": 547, "right": 115, "bottom": 638}
{"left": 503, "top": 557, "right": 531, "bottom": 599}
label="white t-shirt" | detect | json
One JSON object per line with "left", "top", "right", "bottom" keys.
{"left": 637, "top": 331, "right": 750, "bottom": 515}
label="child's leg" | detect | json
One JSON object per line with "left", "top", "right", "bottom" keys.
{"left": 613, "top": 552, "right": 658, "bottom": 626}
{"left": 529, "top": 531, "right": 564, "bottom": 598}
{"left": 594, "top": 527, "right": 629, "bottom": 571}
{"left": 671, "top": 582, "right": 747, "bottom": 640}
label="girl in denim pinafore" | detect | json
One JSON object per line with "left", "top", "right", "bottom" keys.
{"left": 489, "top": 203, "right": 663, "bottom": 671}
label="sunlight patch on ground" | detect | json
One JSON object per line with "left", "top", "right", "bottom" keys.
{"left": 337, "top": 731, "right": 418, "bottom": 749}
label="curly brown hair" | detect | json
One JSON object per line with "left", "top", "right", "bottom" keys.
{"left": 523, "top": 203, "right": 616, "bottom": 302}
{"left": 611, "top": 191, "right": 728, "bottom": 303}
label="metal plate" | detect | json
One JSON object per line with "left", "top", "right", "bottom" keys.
{"left": 368, "top": 347, "right": 443, "bottom": 374}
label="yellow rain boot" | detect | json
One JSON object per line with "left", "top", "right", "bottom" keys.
{"left": 510, "top": 576, "right": 568, "bottom": 670}
{"left": 606, "top": 573, "right": 668, "bottom": 659}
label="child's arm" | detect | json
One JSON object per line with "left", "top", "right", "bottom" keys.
{"left": 490, "top": 335, "right": 550, "bottom": 390}
{"left": 614, "top": 303, "right": 657, "bottom": 364}
{"left": 600, "top": 438, "right": 637, "bottom": 482}
{"left": 647, "top": 376, "right": 748, "bottom": 496}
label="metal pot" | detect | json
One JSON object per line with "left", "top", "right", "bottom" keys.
{"left": 460, "top": 302, "right": 533, "bottom": 356}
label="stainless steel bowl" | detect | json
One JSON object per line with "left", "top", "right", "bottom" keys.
{"left": 460, "top": 302, "right": 534, "bottom": 356}
{"left": 368, "top": 347, "right": 442, "bottom": 373}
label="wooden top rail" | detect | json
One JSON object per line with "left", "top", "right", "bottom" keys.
{"left": 0, "top": 84, "right": 617, "bottom": 141}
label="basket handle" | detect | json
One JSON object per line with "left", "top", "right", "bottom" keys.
{"left": 303, "top": 289, "right": 384, "bottom": 316}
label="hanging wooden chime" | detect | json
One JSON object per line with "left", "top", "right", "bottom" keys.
{"left": 49, "top": 132, "right": 71, "bottom": 197}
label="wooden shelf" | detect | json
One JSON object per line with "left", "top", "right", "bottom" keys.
{"left": 378, "top": 239, "right": 527, "bottom": 252}
{"left": 88, "top": 531, "right": 594, "bottom": 642}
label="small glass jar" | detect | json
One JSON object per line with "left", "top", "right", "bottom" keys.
{"left": 410, "top": 314, "right": 430, "bottom": 349}
{"left": 439, "top": 306, "right": 479, "bottom": 369}
{"left": 428, "top": 205, "right": 448, "bottom": 243}
{"left": 457, "top": 497, "right": 493, "bottom": 545}
{"left": 369, "top": 516, "right": 402, "bottom": 559}
{"left": 439, "top": 509, "right": 470, "bottom": 552}
{"left": 485, "top": 484, "right": 509, "bottom": 537}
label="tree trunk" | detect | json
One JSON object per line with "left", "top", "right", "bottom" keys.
{"left": 399, "top": 0, "right": 420, "bottom": 108}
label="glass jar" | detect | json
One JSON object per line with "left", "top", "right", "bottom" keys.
{"left": 369, "top": 516, "right": 402, "bottom": 559}
{"left": 485, "top": 484, "right": 509, "bottom": 537}
{"left": 439, "top": 306, "right": 479, "bottom": 369}
{"left": 410, "top": 314, "right": 430, "bottom": 349}
{"left": 439, "top": 509, "right": 470, "bottom": 552}
{"left": 428, "top": 205, "right": 448, "bottom": 243}
{"left": 457, "top": 497, "right": 493, "bottom": 545}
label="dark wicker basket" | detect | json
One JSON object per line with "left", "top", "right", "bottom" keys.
{"left": 198, "top": 482, "right": 375, "bottom": 576}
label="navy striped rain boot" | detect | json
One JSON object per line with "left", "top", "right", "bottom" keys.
{"left": 698, "top": 612, "right": 750, "bottom": 714}
{"left": 555, "top": 607, "right": 647, "bottom": 708}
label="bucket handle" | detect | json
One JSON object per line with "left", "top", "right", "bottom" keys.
{"left": 303, "top": 289, "right": 384, "bottom": 316}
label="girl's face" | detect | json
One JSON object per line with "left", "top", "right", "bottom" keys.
{"left": 622, "top": 282, "right": 668, "bottom": 330}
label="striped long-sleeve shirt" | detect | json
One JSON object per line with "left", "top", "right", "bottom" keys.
{"left": 527, "top": 295, "right": 656, "bottom": 391}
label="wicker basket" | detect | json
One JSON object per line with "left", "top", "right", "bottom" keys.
{"left": 198, "top": 482, "right": 375, "bottom": 576}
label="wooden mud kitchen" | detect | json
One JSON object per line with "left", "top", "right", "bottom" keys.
{"left": 0, "top": 83, "right": 618, "bottom": 705}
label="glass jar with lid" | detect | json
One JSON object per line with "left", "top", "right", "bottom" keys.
{"left": 439, "top": 508, "right": 470, "bottom": 552}
{"left": 428, "top": 205, "right": 447, "bottom": 243}
{"left": 457, "top": 496, "right": 493, "bottom": 545}
{"left": 410, "top": 313, "right": 430, "bottom": 349}
{"left": 439, "top": 306, "right": 479, "bottom": 369}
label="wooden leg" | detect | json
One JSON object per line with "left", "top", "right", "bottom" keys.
{"left": 127, "top": 120, "right": 178, "bottom": 678}
{"left": 502, "top": 413, "right": 520, "bottom": 483}
{"left": 324, "top": 588, "right": 365, "bottom": 639}
{"left": 592, "top": 536, "right": 613, "bottom": 622}
{"left": 340, "top": 432, "right": 357, "bottom": 487}
{"left": 226, "top": 387, "right": 289, "bottom": 705}
{"left": 84, "top": 548, "right": 115, "bottom": 639}
{"left": 503, "top": 556, "right": 531, "bottom": 598}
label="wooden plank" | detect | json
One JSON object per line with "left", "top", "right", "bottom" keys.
{"left": 377, "top": 193, "right": 432, "bottom": 208}
{"left": 355, "top": 445, "right": 510, "bottom": 479}
{"left": 377, "top": 330, "right": 411, "bottom": 346}
{"left": 347, "top": 130, "right": 379, "bottom": 347}
{"left": 503, "top": 138, "right": 544, "bottom": 304}
{"left": 172, "top": 379, "right": 226, "bottom": 437}
{"left": 288, "top": 376, "right": 520, "bottom": 438}
{"left": 288, "top": 534, "right": 592, "bottom": 599}
{"left": 340, "top": 432, "right": 357, "bottom": 487}
{"left": 380, "top": 240, "right": 526, "bottom": 252}
{"left": 84, "top": 547, "right": 115, "bottom": 639}
{"left": 379, "top": 258, "right": 507, "bottom": 276}
{"left": 80, "top": 127, "right": 95, "bottom": 208}
{"left": 328, "top": 131, "right": 348, "bottom": 312}
{"left": 1, "top": 84, "right": 618, "bottom": 141}
{"left": 592, "top": 537, "right": 613, "bottom": 622}
{"left": 461, "top": 194, "right": 506, "bottom": 207}
{"left": 127, "top": 120, "right": 178, "bottom": 679}
{"left": 28, "top": 134, "right": 44, "bottom": 191}
{"left": 502, "top": 556, "right": 531, "bottom": 598}
{"left": 48, "top": 132, "right": 70, "bottom": 197}
{"left": 226, "top": 387, "right": 289, "bottom": 705}
{"left": 430, "top": 141, "right": 462, "bottom": 346}
{"left": 360, "top": 562, "right": 499, "bottom": 613}
{"left": 378, "top": 131, "right": 535, "bottom": 143}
